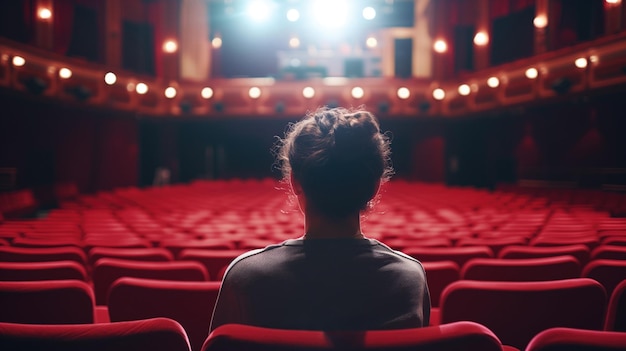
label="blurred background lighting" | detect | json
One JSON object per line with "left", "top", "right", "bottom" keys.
{"left": 163, "top": 39, "right": 178, "bottom": 53}
{"left": 164, "top": 87, "right": 177, "bottom": 99}
{"left": 487, "top": 76, "right": 500, "bottom": 88}
{"left": 366, "top": 36, "right": 378, "bottom": 49}
{"left": 458, "top": 84, "right": 471, "bottom": 96}
{"left": 136, "top": 83, "right": 148, "bottom": 94}
{"left": 313, "top": 0, "right": 349, "bottom": 28}
{"left": 525, "top": 67, "right": 538, "bottom": 79}
{"left": 104, "top": 72, "right": 117, "bottom": 85}
{"left": 59, "top": 68, "right": 72, "bottom": 79}
{"left": 286, "top": 8, "right": 300, "bottom": 22}
{"left": 474, "top": 31, "right": 489, "bottom": 46}
{"left": 397, "top": 87, "right": 410, "bottom": 100}
{"left": 12, "top": 56, "right": 25, "bottom": 67}
{"left": 247, "top": 0, "right": 271, "bottom": 22}
{"left": 38, "top": 7, "right": 52, "bottom": 20}
{"left": 201, "top": 87, "right": 214, "bottom": 99}
{"left": 212, "top": 37, "right": 222, "bottom": 49}
{"left": 249, "top": 86, "right": 261, "bottom": 99}
{"left": 433, "top": 88, "right": 445, "bottom": 100}
{"left": 289, "top": 37, "right": 300, "bottom": 48}
{"left": 533, "top": 15, "right": 548, "bottom": 28}
{"left": 362, "top": 6, "right": 376, "bottom": 20}
{"left": 302, "top": 86, "right": 315, "bottom": 99}
{"left": 575, "top": 57, "right": 588, "bottom": 68}
{"left": 433, "top": 39, "right": 448, "bottom": 53}
{"left": 351, "top": 86, "right": 364, "bottom": 99}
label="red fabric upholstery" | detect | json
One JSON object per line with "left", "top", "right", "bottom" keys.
{"left": 0, "top": 246, "right": 87, "bottom": 265}
{"left": 202, "top": 321, "right": 504, "bottom": 351}
{"left": 0, "top": 280, "right": 95, "bottom": 324}
{"left": 0, "top": 317, "right": 191, "bottom": 351}
{"left": 440, "top": 278, "right": 607, "bottom": 350}
{"left": 404, "top": 246, "right": 494, "bottom": 267}
{"left": 498, "top": 244, "right": 590, "bottom": 266}
{"left": 88, "top": 247, "right": 174, "bottom": 267}
{"left": 161, "top": 239, "right": 237, "bottom": 257}
{"left": 456, "top": 237, "right": 527, "bottom": 256}
{"left": 109, "top": 277, "right": 220, "bottom": 351}
{"left": 421, "top": 260, "right": 460, "bottom": 308}
{"left": 605, "top": 279, "right": 626, "bottom": 332}
{"left": 178, "top": 249, "right": 248, "bottom": 282}
{"left": 11, "top": 236, "right": 82, "bottom": 248}
{"left": 591, "top": 245, "right": 626, "bottom": 261}
{"left": 530, "top": 236, "right": 599, "bottom": 249}
{"left": 460, "top": 256, "right": 581, "bottom": 281}
{"left": 583, "top": 259, "right": 626, "bottom": 298}
{"left": 526, "top": 327, "right": 626, "bottom": 351}
{"left": 93, "top": 258, "right": 208, "bottom": 305}
{"left": 0, "top": 260, "right": 87, "bottom": 281}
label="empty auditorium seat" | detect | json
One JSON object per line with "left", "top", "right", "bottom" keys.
{"left": 440, "top": 278, "right": 606, "bottom": 350}
{"left": 160, "top": 239, "right": 237, "bottom": 257}
{"left": 605, "top": 279, "right": 626, "bottom": 332}
{"left": 84, "top": 237, "right": 152, "bottom": 251}
{"left": 498, "top": 244, "right": 590, "bottom": 266}
{"left": 404, "top": 246, "right": 494, "bottom": 268}
{"left": 383, "top": 237, "right": 452, "bottom": 251}
{"left": 526, "top": 327, "right": 626, "bottom": 351}
{"left": 0, "top": 260, "right": 87, "bottom": 281}
{"left": 582, "top": 259, "right": 626, "bottom": 297}
{"left": 11, "top": 236, "right": 83, "bottom": 248}
{"left": 0, "top": 246, "right": 87, "bottom": 265}
{"left": 92, "top": 258, "right": 209, "bottom": 305}
{"left": 601, "top": 236, "right": 626, "bottom": 246}
{"left": 0, "top": 280, "right": 95, "bottom": 324}
{"left": 530, "top": 236, "right": 600, "bottom": 249}
{"left": 202, "top": 321, "right": 504, "bottom": 351}
{"left": 456, "top": 236, "right": 527, "bottom": 255}
{"left": 88, "top": 247, "right": 174, "bottom": 267}
{"left": 0, "top": 317, "right": 191, "bottom": 351}
{"left": 109, "top": 277, "right": 220, "bottom": 351}
{"left": 178, "top": 249, "right": 248, "bottom": 282}
{"left": 590, "top": 245, "right": 626, "bottom": 261}
{"left": 461, "top": 256, "right": 581, "bottom": 282}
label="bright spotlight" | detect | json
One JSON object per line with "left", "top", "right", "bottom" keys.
{"left": 136, "top": 83, "right": 148, "bottom": 95}
{"left": 575, "top": 57, "right": 588, "bottom": 69}
{"left": 313, "top": 0, "right": 349, "bottom": 28}
{"left": 289, "top": 37, "right": 300, "bottom": 48}
{"left": 433, "top": 39, "right": 448, "bottom": 53}
{"left": 458, "top": 84, "right": 470, "bottom": 96}
{"left": 249, "top": 86, "right": 261, "bottom": 99}
{"left": 487, "top": 76, "right": 500, "bottom": 88}
{"left": 366, "top": 37, "right": 377, "bottom": 49}
{"left": 351, "top": 86, "right": 364, "bottom": 99}
{"left": 525, "top": 67, "right": 538, "bottom": 79}
{"left": 12, "top": 56, "right": 25, "bottom": 67}
{"left": 164, "top": 87, "right": 177, "bottom": 99}
{"left": 286, "top": 8, "right": 300, "bottom": 22}
{"left": 302, "top": 86, "right": 315, "bottom": 99}
{"left": 473, "top": 31, "right": 489, "bottom": 46}
{"left": 362, "top": 6, "right": 376, "bottom": 20}
{"left": 533, "top": 15, "right": 547, "bottom": 29}
{"left": 201, "top": 87, "right": 214, "bottom": 99}
{"left": 212, "top": 37, "right": 222, "bottom": 49}
{"left": 432, "top": 88, "right": 445, "bottom": 101}
{"left": 162, "top": 39, "right": 178, "bottom": 53}
{"left": 38, "top": 8, "right": 52, "bottom": 20}
{"left": 104, "top": 72, "right": 117, "bottom": 85}
{"left": 397, "top": 87, "right": 410, "bottom": 100}
{"left": 247, "top": 1, "right": 271, "bottom": 22}
{"left": 59, "top": 68, "right": 72, "bottom": 79}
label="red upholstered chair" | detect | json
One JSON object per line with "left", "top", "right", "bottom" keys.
{"left": 0, "top": 317, "right": 191, "bottom": 351}
{"left": 591, "top": 245, "right": 626, "bottom": 261}
{"left": 440, "top": 278, "right": 606, "bottom": 350}
{"left": 498, "top": 244, "right": 590, "bottom": 266}
{"left": 161, "top": 239, "right": 237, "bottom": 257}
{"left": 583, "top": 259, "right": 626, "bottom": 298}
{"left": 108, "top": 277, "right": 220, "bottom": 351}
{"left": 456, "top": 236, "right": 527, "bottom": 256}
{"left": 0, "top": 246, "right": 87, "bottom": 265}
{"left": 0, "top": 280, "right": 95, "bottom": 324}
{"left": 92, "top": 258, "right": 208, "bottom": 305}
{"left": 11, "top": 236, "right": 82, "bottom": 248}
{"left": 84, "top": 237, "right": 152, "bottom": 252}
{"left": 526, "top": 327, "right": 626, "bottom": 351}
{"left": 88, "top": 247, "right": 174, "bottom": 267}
{"left": 202, "top": 321, "right": 504, "bottom": 351}
{"left": 178, "top": 249, "right": 248, "bottom": 282}
{"left": 460, "top": 256, "right": 581, "bottom": 282}
{"left": 0, "top": 260, "right": 87, "bottom": 281}
{"left": 404, "top": 246, "right": 494, "bottom": 268}
{"left": 605, "top": 279, "right": 626, "bottom": 332}
{"left": 530, "top": 236, "right": 600, "bottom": 249}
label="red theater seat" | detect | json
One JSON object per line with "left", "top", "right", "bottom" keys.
{"left": 92, "top": 258, "right": 208, "bottom": 305}
{"left": 498, "top": 244, "right": 590, "bottom": 266}
{"left": 109, "top": 277, "right": 220, "bottom": 351}
{"left": 160, "top": 239, "right": 237, "bottom": 257}
{"left": 0, "top": 317, "right": 191, "bottom": 351}
{"left": 605, "top": 279, "right": 626, "bottom": 332}
{"left": 11, "top": 236, "right": 82, "bottom": 248}
{"left": 404, "top": 246, "right": 494, "bottom": 268}
{"left": 178, "top": 249, "right": 248, "bottom": 282}
{"left": 526, "top": 327, "right": 626, "bottom": 351}
{"left": 440, "top": 278, "right": 606, "bottom": 350}
{"left": 590, "top": 245, "right": 626, "bottom": 261}
{"left": 88, "top": 247, "right": 174, "bottom": 267}
{"left": 421, "top": 261, "right": 460, "bottom": 309}
{"left": 202, "top": 321, "right": 504, "bottom": 351}
{"left": 0, "top": 280, "right": 95, "bottom": 324}
{"left": 0, "top": 260, "right": 87, "bottom": 281}
{"left": 461, "top": 256, "right": 581, "bottom": 282}
{"left": 530, "top": 236, "right": 600, "bottom": 249}
{"left": 0, "top": 246, "right": 87, "bottom": 265}
{"left": 456, "top": 237, "right": 528, "bottom": 256}
{"left": 583, "top": 259, "right": 626, "bottom": 297}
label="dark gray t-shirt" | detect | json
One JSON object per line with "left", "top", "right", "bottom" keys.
{"left": 209, "top": 237, "right": 430, "bottom": 332}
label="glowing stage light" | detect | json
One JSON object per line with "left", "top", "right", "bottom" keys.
{"left": 575, "top": 57, "right": 588, "bottom": 69}
{"left": 164, "top": 87, "right": 177, "bottom": 99}
{"left": 163, "top": 39, "right": 178, "bottom": 53}
{"left": 533, "top": 15, "right": 547, "bottom": 29}
{"left": 397, "top": 87, "right": 410, "bottom": 100}
{"left": 525, "top": 67, "right": 538, "bottom": 79}
{"left": 313, "top": 0, "right": 349, "bottom": 28}
{"left": 286, "top": 8, "right": 300, "bottom": 22}
{"left": 487, "top": 76, "right": 500, "bottom": 88}
{"left": 12, "top": 56, "right": 25, "bottom": 67}
{"left": 247, "top": 1, "right": 271, "bottom": 22}
{"left": 201, "top": 87, "right": 214, "bottom": 99}
{"left": 474, "top": 31, "right": 489, "bottom": 46}
{"left": 366, "top": 37, "right": 377, "bottom": 48}
{"left": 104, "top": 72, "right": 117, "bottom": 85}
{"left": 289, "top": 37, "right": 300, "bottom": 48}
{"left": 433, "top": 39, "right": 448, "bottom": 53}
{"left": 458, "top": 84, "right": 470, "bottom": 96}
{"left": 302, "top": 86, "right": 315, "bottom": 99}
{"left": 606, "top": 0, "right": 620, "bottom": 4}
{"left": 351, "top": 87, "right": 364, "bottom": 99}
{"left": 38, "top": 8, "right": 52, "bottom": 20}
{"left": 432, "top": 88, "right": 445, "bottom": 100}
{"left": 212, "top": 37, "right": 222, "bottom": 49}
{"left": 362, "top": 6, "right": 376, "bottom": 20}
{"left": 249, "top": 87, "right": 261, "bottom": 99}
{"left": 136, "top": 83, "right": 148, "bottom": 95}
{"left": 59, "top": 68, "right": 72, "bottom": 79}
